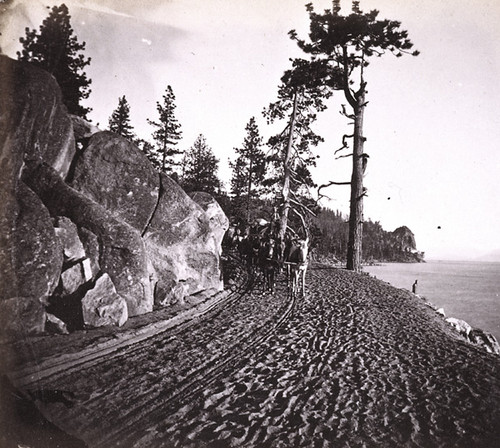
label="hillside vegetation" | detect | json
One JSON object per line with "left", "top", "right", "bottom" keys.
{"left": 314, "top": 208, "right": 425, "bottom": 264}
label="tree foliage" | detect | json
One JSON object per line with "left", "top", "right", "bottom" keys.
{"left": 148, "top": 85, "right": 182, "bottom": 174}
{"left": 180, "top": 134, "right": 221, "bottom": 195}
{"left": 108, "top": 95, "right": 135, "bottom": 140}
{"left": 263, "top": 58, "right": 331, "bottom": 241}
{"left": 17, "top": 3, "right": 92, "bottom": 118}
{"left": 314, "top": 208, "right": 424, "bottom": 263}
{"left": 290, "top": 0, "right": 418, "bottom": 271}
{"left": 229, "top": 117, "right": 266, "bottom": 222}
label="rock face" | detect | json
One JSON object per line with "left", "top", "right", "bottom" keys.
{"left": 0, "top": 56, "right": 227, "bottom": 337}
{"left": 392, "top": 226, "right": 417, "bottom": 252}
{"left": 190, "top": 191, "right": 229, "bottom": 257}
{"left": 70, "top": 131, "right": 160, "bottom": 234}
{"left": 469, "top": 329, "right": 500, "bottom": 355}
{"left": 82, "top": 274, "right": 128, "bottom": 328}
{"left": 0, "top": 297, "right": 46, "bottom": 336}
{"left": 0, "top": 55, "right": 75, "bottom": 180}
{"left": 446, "top": 316, "right": 500, "bottom": 355}
{"left": 143, "top": 176, "right": 226, "bottom": 306}
{"left": 24, "top": 161, "right": 154, "bottom": 318}
{"left": 4, "top": 183, "right": 63, "bottom": 302}
{"left": 54, "top": 216, "right": 86, "bottom": 263}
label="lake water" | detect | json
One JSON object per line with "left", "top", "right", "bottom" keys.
{"left": 364, "top": 260, "right": 500, "bottom": 342}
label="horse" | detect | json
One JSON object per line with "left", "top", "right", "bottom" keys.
{"left": 222, "top": 224, "right": 238, "bottom": 251}
{"left": 258, "top": 237, "right": 280, "bottom": 293}
{"left": 238, "top": 233, "right": 260, "bottom": 275}
{"left": 283, "top": 237, "right": 309, "bottom": 297}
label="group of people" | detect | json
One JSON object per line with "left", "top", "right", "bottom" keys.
{"left": 223, "top": 219, "right": 309, "bottom": 297}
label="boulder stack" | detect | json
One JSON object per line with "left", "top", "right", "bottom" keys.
{"left": 0, "top": 55, "right": 228, "bottom": 338}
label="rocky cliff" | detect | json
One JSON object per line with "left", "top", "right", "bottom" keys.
{"left": 0, "top": 55, "right": 228, "bottom": 337}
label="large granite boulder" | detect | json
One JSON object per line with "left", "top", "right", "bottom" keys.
{"left": 0, "top": 182, "right": 63, "bottom": 303}
{"left": 82, "top": 274, "right": 128, "bottom": 328}
{"left": 144, "top": 175, "right": 225, "bottom": 306}
{"left": 54, "top": 216, "right": 86, "bottom": 263}
{"left": 189, "top": 191, "right": 229, "bottom": 256}
{"left": 23, "top": 161, "right": 154, "bottom": 317}
{"left": 0, "top": 55, "right": 72, "bottom": 338}
{"left": 445, "top": 315, "right": 500, "bottom": 356}
{"left": 0, "top": 297, "right": 46, "bottom": 336}
{"left": 446, "top": 317, "right": 473, "bottom": 338}
{"left": 71, "top": 131, "right": 160, "bottom": 234}
{"left": 469, "top": 329, "right": 500, "bottom": 355}
{"left": 0, "top": 55, "right": 75, "bottom": 180}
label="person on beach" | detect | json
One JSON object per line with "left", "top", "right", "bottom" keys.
{"left": 412, "top": 280, "right": 418, "bottom": 294}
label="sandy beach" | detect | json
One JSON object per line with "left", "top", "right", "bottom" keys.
{"left": 2, "top": 262, "right": 499, "bottom": 447}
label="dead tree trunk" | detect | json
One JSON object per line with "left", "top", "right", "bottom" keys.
{"left": 278, "top": 90, "right": 299, "bottom": 250}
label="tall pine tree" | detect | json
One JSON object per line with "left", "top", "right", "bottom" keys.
{"left": 291, "top": 0, "right": 418, "bottom": 271}
{"left": 263, "top": 58, "right": 330, "bottom": 244}
{"left": 147, "top": 85, "right": 182, "bottom": 174}
{"left": 181, "top": 134, "right": 221, "bottom": 195}
{"left": 108, "top": 95, "right": 134, "bottom": 140}
{"left": 229, "top": 117, "right": 266, "bottom": 222}
{"left": 17, "top": 3, "right": 92, "bottom": 118}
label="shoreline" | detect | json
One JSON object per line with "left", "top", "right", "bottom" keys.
{"left": 1, "top": 264, "right": 499, "bottom": 447}
{"left": 364, "top": 260, "right": 500, "bottom": 344}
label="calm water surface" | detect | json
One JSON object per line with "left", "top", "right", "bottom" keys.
{"left": 364, "top": 260, "right": 500, "bottom": 342}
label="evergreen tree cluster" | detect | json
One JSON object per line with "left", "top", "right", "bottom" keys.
{"left": 314, "top": 208, "right": 424, "bottom": 263}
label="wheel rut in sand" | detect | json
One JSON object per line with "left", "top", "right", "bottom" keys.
{"left": 21, "top": 264, "right": 500, "bottom": 448}
{"left": 28, "top": 260, "right": 298, "bottom": 447}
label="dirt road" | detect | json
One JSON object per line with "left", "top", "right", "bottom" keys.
{"left": 9, "top": 264, "right": 500, "bottom": 447}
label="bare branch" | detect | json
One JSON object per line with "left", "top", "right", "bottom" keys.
{"left": 334, "top": 145, "right": 348, "bottom": 156}
{"left": 316, "top": 191, "right": 331, "bottom": 202}
{"left": 334, "top": 133, "right": 355, "bottom": 155}
{"left": 286, "top": 225, "right": 299, "bottom": 238}
{"left": 336, "top": 152, "right": 353, "bottom": 160}
{"left": 291, "top": 207, "right": 310, "bottom": 240}
{"left": 340, "top": 104, "right": 355, "bottom": 120}
{"left": 358, "top": 187, "right": 368, "bottom": 200}
{"left": 290, "top": 198, "right": 316, "bottom": 217}
{"left": 317, "top": 180, "right": 351, "bottom": 195}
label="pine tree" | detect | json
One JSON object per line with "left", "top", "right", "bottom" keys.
{"left": 181, "top": 134, "right": 221, "bottom": 195}
{"left": 17, "top": 3, "right": 92, "bottom": 118}
{"left": 229, "top": 117, "right": 266, "bottom": 222}
{"left": 263, "top": 58, "right": 330, "bottom": 244}
{"left": 290, "top": 0, "right": 418, "bottom": 271}
{"left": 108, "top": 96, "right": 134, "bottom": 140}
{"left": 147, "top": 85, "right": 182, "bottom": 174}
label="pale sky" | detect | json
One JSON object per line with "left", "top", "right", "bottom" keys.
{"left": 1, "top": 0, "right": 499, "bottom": 261}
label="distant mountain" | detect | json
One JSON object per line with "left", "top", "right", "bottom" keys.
{"left": 476, "top": 249, "right": 500, "bottom": 262}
